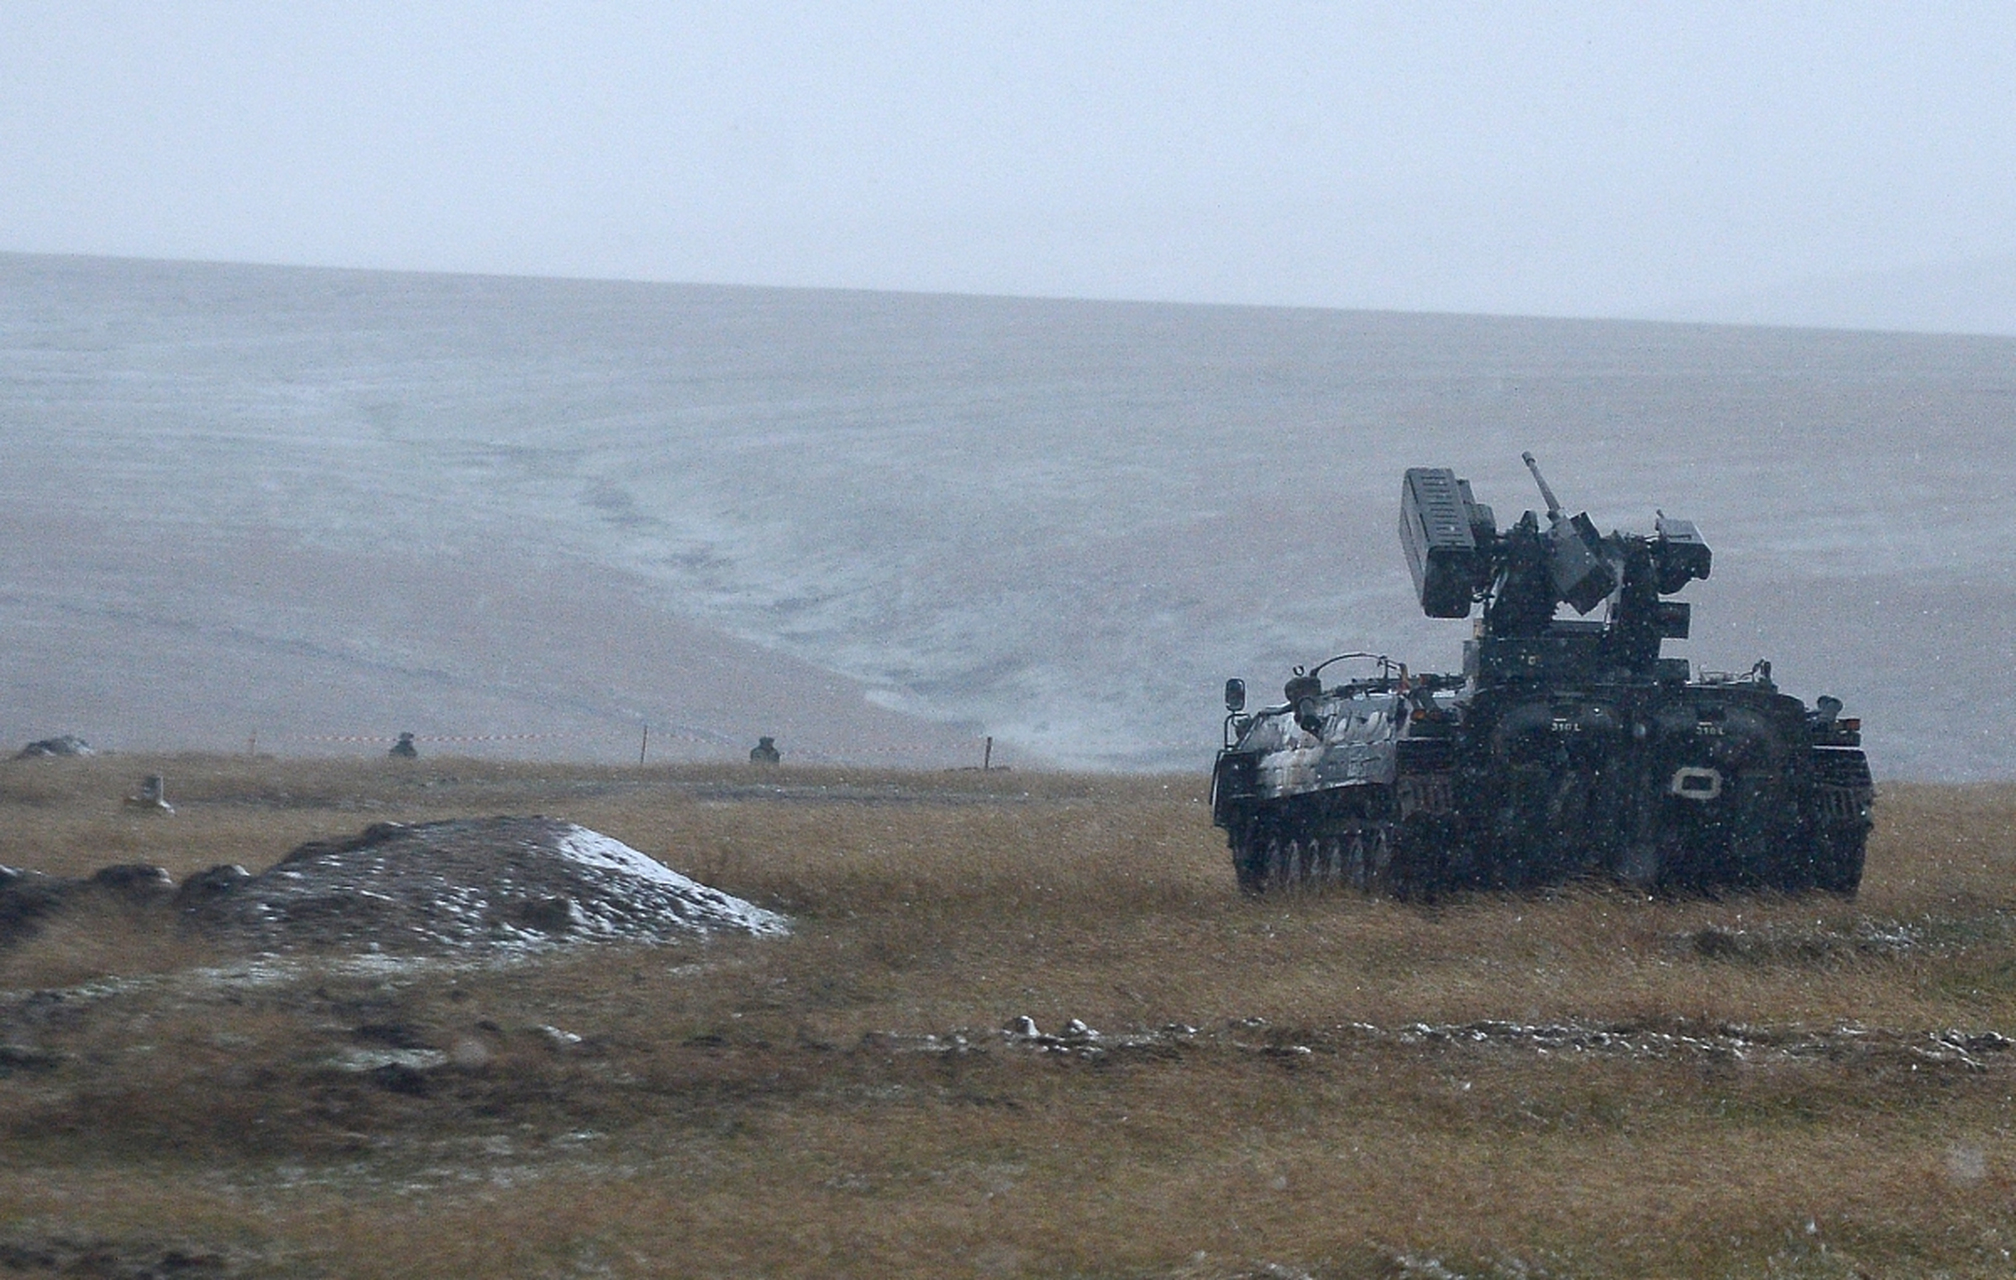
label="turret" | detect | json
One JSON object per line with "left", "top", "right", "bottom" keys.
{"left": 1399, "top": 456, "right": 1711, "bottom": 680}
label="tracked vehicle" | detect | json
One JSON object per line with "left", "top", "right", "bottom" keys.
{"left": 1210, "top": 456, "right": 1872, "bottom": 897}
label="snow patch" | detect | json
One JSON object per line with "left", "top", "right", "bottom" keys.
{"left": 553, "top": 824, "right": 790, "bottom": 937}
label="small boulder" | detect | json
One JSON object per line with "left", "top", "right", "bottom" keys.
{"left": 516, "top": 896, "right": 575, "bottom": 933}
{"left": 89, "top": 864, "right": 176, "bottom": 903}
{"left": 174, "top": 864, "right": 250, "bottom": 909}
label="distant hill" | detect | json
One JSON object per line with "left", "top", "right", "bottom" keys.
{"left": 1646, "top": 254, "right": 2016, "bottom": 337}
{"left": 3, "top": 252, "right": 2013, "bottom": 778}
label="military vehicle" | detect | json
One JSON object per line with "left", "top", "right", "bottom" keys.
{"left": 1210, "top": 455, "right": 1873, "bottom": 897}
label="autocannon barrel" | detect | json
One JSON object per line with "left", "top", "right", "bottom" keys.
{"left": 1521, "top": 451, "right": 1563, "bottom": 521}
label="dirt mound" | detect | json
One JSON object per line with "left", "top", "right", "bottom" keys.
{"left": 0, "top": 817, "right": 787, "bottom": 960}
{"left": 2, "top": 817, "right": 791, "bottom": 958}
{"left": 179, "top": 816, "right": 788, "bottom": 955}
{"left": 14, "top": 733, "right": 93, "bottom": 758}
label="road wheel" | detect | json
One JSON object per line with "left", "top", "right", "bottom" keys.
{"left": 1812, "top": 827, "right": 1866, "bottom": 896}
{"left": 1345, "top": 828, "right": 1368, "bottom": 891}
{"left": 1318, "top": 834, "right": 1343, "bottom": 884}
{"left": 1264, "top": 833, "right": 1290, "bottom": 890}
{"left": 1231, "top": 823, "right": 1269, "bottom": 894}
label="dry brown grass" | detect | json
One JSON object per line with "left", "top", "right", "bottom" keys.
{"left": 2, "top": 757, "right": 2015, "bottom": 1277}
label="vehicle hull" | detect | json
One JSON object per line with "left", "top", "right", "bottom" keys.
{"left": 1212, "top": 678, "right": 1872, "bottom": 898}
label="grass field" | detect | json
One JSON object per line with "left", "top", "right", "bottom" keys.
{"left": 2, "top": 754, "right": 2014, "bottom": 1278}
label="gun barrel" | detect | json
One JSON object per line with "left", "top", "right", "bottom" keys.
{"left": 1521, "top": 451, "right": 1564, "bottom": 521}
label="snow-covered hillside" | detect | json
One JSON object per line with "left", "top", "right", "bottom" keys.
{"left": 4, "top": 253, "right": 2011, "bottom": 776}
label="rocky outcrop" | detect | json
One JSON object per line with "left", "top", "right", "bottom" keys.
{"left": 14, "top": 734, "right": 93, "bottom": 758}
{"left": 2, "top": 818, "right": 787, "bottom": 957}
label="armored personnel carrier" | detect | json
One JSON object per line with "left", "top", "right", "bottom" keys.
{"left": 1210, "top": 456, "right": 1873, "bottom": 897}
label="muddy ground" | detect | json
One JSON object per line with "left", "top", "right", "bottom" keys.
{"left": 2, "top": 757, "right": 2014, "bottom": 1278}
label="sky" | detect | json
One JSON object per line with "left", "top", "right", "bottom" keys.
{"left": 5, "top": 2, "right": 2016, "bottom": 325}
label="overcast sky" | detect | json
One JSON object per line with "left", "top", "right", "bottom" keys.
{"left": 5, "top": 3, "right": 2015, "bottom": 322}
